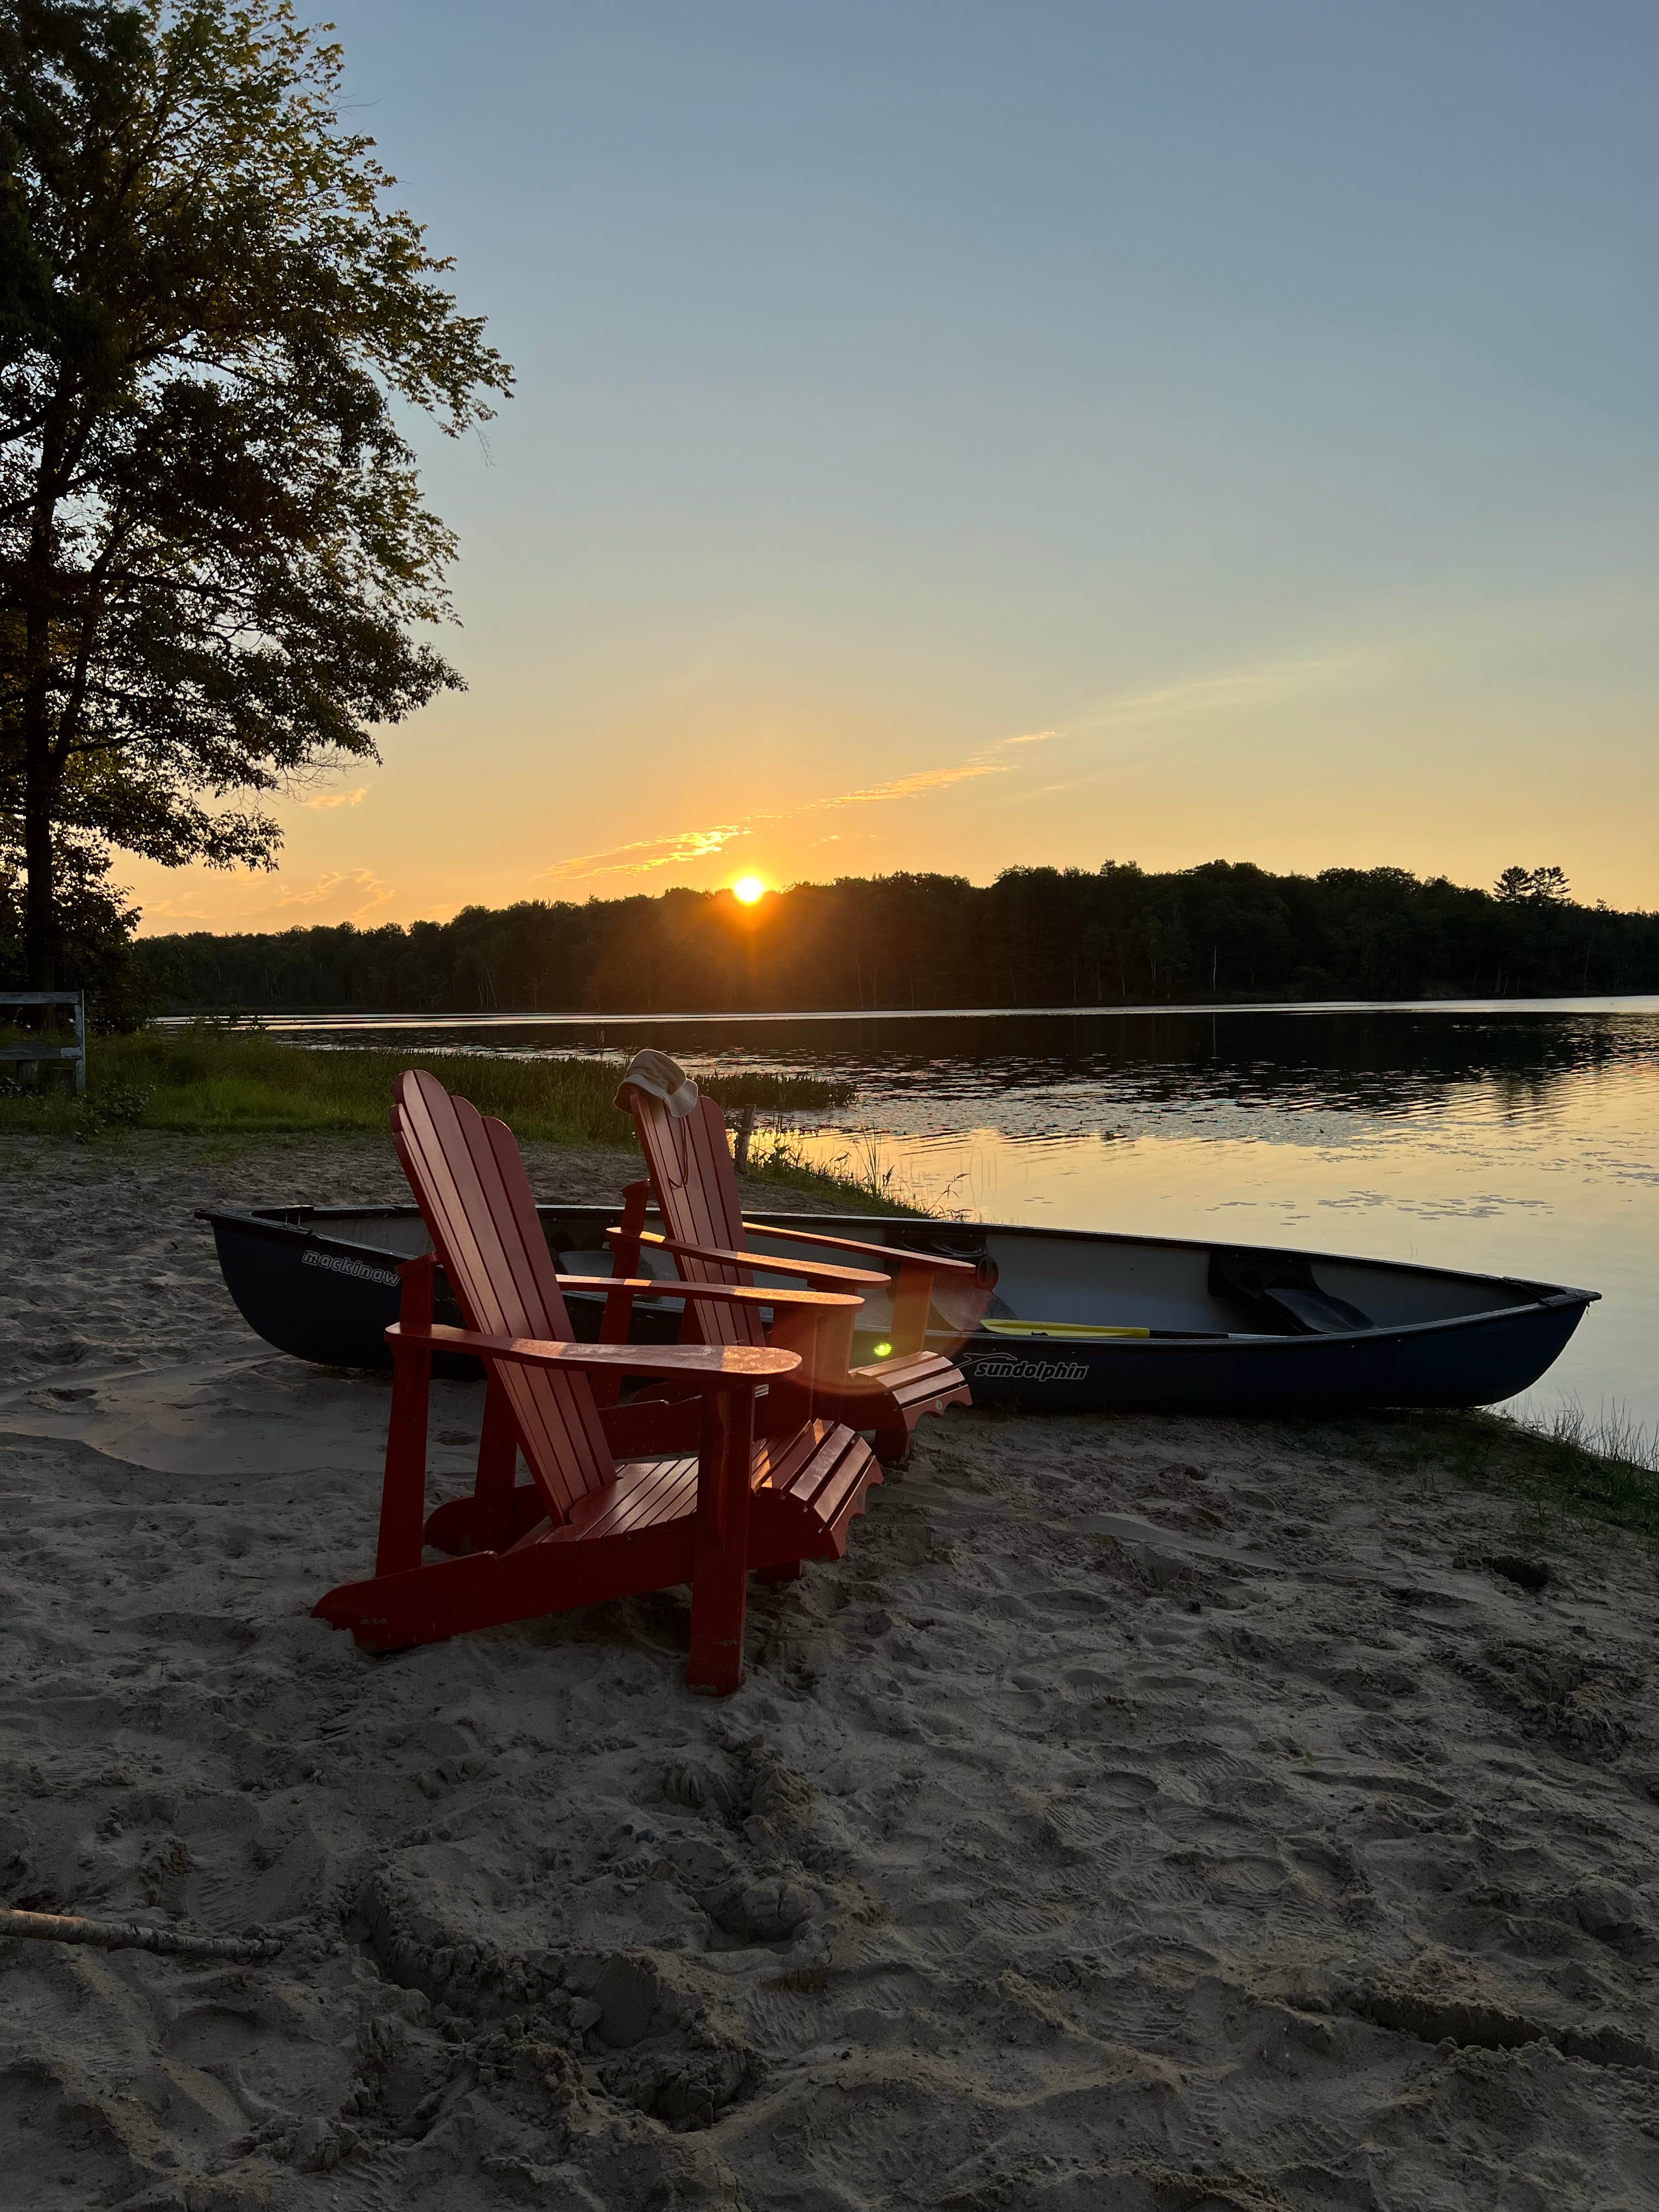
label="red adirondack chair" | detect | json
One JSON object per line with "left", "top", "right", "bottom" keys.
{"left": 612, "top": 1080, "right": 989, "bottom": 1460}
{"left": 313, "top": 1070, "right": 882, "bottom": 1694}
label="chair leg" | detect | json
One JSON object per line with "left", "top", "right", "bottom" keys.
{"left": 377, "top": 1254, "right": 437, "bottom": 1575}
{"left": 376, "top": 1338, "right": 431, "bottom": 1576}
{"left": 687, "top": 1388, "right": 754, "bottom": 1695}
{"left": 593, "top": 1181, "right": 651, "bottom": 1409}
{"left": 873, "top": 1420, "right": 912, "bottom": 1465}
{"left": 759, "top": 1561, "right": 803, "bottom": 1585}
{"left": 761, "top": 1305, "right": 820, "bottom": 1434}
{"left": 687, "top": 1547, "right": 748, "bottom": 1695}
{"left": 889, "top": 1261, "right": 934, "bottom": 1358}
{"left": 472, "top": 1372, "right": 518, "bottom": 1550}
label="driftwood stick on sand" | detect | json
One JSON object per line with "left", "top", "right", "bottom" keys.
{"left": 0, "top": 1907, "right": 284, "bottom": 1962}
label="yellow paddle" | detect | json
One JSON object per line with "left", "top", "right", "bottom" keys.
{"left": 980, "top": 1319, "right": 1151, "bottom": 1340}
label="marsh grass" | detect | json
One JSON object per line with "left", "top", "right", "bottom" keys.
{"left": 743, "top": 1122, "right": 935, "bottom": 1216}
{"left": 742, "top": 1147, "right": 928, "bottom": 1215}
{"left": 1305, "top": 1399, "right": 1659, "bottom": 1545}
{"left": 0, "top": 1025, "right": 856, "bottom": 1148}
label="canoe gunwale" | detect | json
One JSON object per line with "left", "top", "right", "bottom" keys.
{"left": 202, "top": 1199, "right": 1599, "bottom": 1311}
{"left": 943, "top": 1287, "right": 1593, "bottom": 1358}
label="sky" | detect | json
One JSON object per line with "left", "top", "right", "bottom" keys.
{"left": 129, "top": 0, "right": 1659, "bottom": 935}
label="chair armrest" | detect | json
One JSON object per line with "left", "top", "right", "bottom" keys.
{"left": 738, "top": 1221, "right": 983, "bottom": 1277}
{"left": 555, "top": 1274, "right": 863, "bottom": 1312}
{"left": 387, "top": 1322, "right": 798, "bottom": 1386}
{"left": 606, "top": 1226, "right": 887, "bottom": 1290}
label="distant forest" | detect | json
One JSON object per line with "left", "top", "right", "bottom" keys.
{"left": 132, "top": 860, "right": 1659, "bottom": 1015}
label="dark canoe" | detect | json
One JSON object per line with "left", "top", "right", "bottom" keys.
{"left": 201, "top": 1200, "right": 1596, "bottom": 1415}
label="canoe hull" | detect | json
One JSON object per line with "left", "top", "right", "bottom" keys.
{"left": 202, "top": 1204, "right": 669, "bottom": 1380}
{"left": 953, "top": 1299, "right": 1588, "bottom": 1414}
{"left": 202, "top": 1202, "right": 1596, "bottom": 1414}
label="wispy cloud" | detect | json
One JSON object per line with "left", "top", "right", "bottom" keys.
{"left": 1079, "top": 658, "right": 1352, "bottom": 731}
{"left": 541, "top": 729, "right": 1058, "bottom": 885}
{"left": 994, "top": 658, "right": 1360, "bottom": 806}
{"left": 297, "top": 787, "right": 368, "bottom": 811}
{"left": 541, "top": 823, "right": 749, "bottom": 884}
{"left": 143, "top": 894, "right": 213, "bottom": 922}
{"left": 273, "top": 868, "right": 396, "bottom": 920}
{"left": 816, "top": 740, "right": 1051, "bottom": 813}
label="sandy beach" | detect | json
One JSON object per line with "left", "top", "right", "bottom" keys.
{"left": 2, "top": 1132, "right": 1657, "bottom": 2211}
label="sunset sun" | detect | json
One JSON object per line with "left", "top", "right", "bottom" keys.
{"left": 731, "top": 874, "right": 767, "bottom": 905}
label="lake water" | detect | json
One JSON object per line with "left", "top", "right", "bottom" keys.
{"left": 271, "top": 1000, "right": 1659, "bottom": 1435}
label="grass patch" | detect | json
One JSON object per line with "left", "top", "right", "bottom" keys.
{"left": 738, "top": 1126, "right": 929, "bottom": 1216}
{"left": 737, "top": 1124, "right": 937, "bottom": 1215}
{"left": 1304, "top": 1401, "right": 1659, "bottom": 1545}
{"left": 0, "top": 1025, "right": 857, "bottom": 1147}
{"left": 0, "top": 1024, "right": 927, "bottom": 1213}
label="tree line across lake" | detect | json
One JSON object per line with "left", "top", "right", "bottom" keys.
{"left": 132, "top": 859, "right": 1659, "bottom": 1017}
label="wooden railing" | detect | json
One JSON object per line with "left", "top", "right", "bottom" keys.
{"left": 0, "top": 990, "right": 86, "bottom": 1094}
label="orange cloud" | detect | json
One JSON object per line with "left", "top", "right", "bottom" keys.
{"left": 817, "top": 757, "right": 1016, "bottom": 810}
{"left": 142, "top": 894, "right": 214, "bottom": 922}
{"left": 541, "top": 822, "right": 748, "bottom": 884}
{"left": 297, "top": 787, "right": 368, "bottom": 811}
{"left": 272, "top": 868, "right": 396, "bottom": 920}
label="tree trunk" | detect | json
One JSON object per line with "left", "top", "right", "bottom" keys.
{"left": 22, "top": 686, "right": 55, "bottom": 990}
{"left": 22, "top": 424, "right": 64, "bottom": 991}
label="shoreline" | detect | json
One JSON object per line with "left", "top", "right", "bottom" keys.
{"left": 3, "top": 1132, "right": 1657, "bottom": 2208}
{"left": 148, "top": 989, "right": 1659, "bottom": 1026}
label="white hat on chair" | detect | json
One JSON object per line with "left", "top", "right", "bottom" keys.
{"left": 613, "top": 1048, "right": 699, "bottom": 1119}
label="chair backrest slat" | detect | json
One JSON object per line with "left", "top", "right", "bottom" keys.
{"left": 394, "top": 1069, "right": 614, "bottom": 1520}
{"left": 480, "top": 1112, "right": 616, "bottom": 1477}
{"left": 629, "top": 1092, "right": 766, "bottom": 1351}
{"left": 685, "top": 1097, "right": 746, "bottom": 1248}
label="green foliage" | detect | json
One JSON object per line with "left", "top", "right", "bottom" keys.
{"left": 133, "top": 857, "right": 1659, "bottom": 1015}
{"left": 0, "top": 0, "right": 511, "bottom": 983}
{"left": 71, "top": 1076, "right": 151, "bottom": 1139}
{"left": 0, "top": 828, "right": 150, "bottom": 1024}
{"left": 0, "top": 1024, "right": 855, "bottom": 1142}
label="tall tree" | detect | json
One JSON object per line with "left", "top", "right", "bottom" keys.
{"left": 0, "top": 0, "right": 510, "bottom": 983}
{"left": 1495, "top": 864, "right": 1572, "bottom": 907}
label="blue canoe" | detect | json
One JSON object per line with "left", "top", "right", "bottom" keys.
{"left": 201, "top": 1201, "right": 1595, "bottom": 1416}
